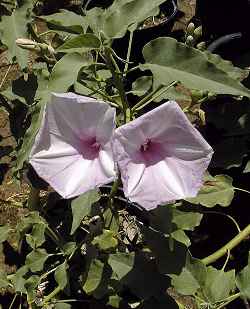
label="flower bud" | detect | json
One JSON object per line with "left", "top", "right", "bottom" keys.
{"left": 16, "top": 38, "right": 39, "bottom": 51}
{"left": 186, "top": 35, "right": 194, "bottom": 46}
{"left": 186, "top": 22, "right": 195, "bottom": 35}
{"left": 193, "top": 26, "right": 202, "bottom": 39}
{"left": 197, "top": 109, "right": 206, "bottom": 126}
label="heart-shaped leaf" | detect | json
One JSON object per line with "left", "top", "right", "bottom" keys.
{"left": 141, "top": 37, "right": 250, "bottom": 99}
{"left": 26, "top": 249, "right": 49, "bottom": 272}
{"left": 57, "top": 34, "right": 101, "bottom": 53}
{"left": 186, "top": 174, "right": 235, "bottom": 207}
{"left": 236, "top": 252, "right": 250, "bottom": 299}
{"left": 71, "top": 189, "right": 100, "bottom": 234}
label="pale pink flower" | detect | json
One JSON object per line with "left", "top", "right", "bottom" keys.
{"left": 29, "top": 92, "right": 116, "bottom": 198}
{"left": 112, "top": 101, "right": 213, "bottom": 210}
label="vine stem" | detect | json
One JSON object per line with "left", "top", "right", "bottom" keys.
{"left": 216, "top": 292, "right": 241, "bottom": 309}
{"left": 202, "top": 224, "right": 250, "bottom": 265}
{"left": 234, "top": 187, "right": 250, "bottom": 195}
{"left": 104, "top": 48, "right": 130, "bottom": 123}
{"left": 124, "top": 30, "right": 134, "bottom": 74}
{"left": 8, "top": 294, "right": 17, "bottom": 309}
{"left": 131, "top": 81, "right": 178, "bottom": 113}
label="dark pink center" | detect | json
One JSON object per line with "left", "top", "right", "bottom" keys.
{"left": 138, "top": 138, "right": 166, "bottom": 166}
{"left": 79, "top": 136, "right": 101, "bottom": 159}
{"left": 140, "top": 138, "right": 151, "bottom": 152}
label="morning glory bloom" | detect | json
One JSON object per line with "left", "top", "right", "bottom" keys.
{"left": 29, "top": 92, "right": 116, "bottom": 198}
{"left": 112, "top": 101, "right": 213, "bottom": 210}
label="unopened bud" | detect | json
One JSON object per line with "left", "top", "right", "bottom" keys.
{"left": 16, "top": 38, "right": 38, "bottom": 51}
{"left": 193, "top": 26, "right": 202, "bottom": 39}
{"left": 198, "top": 109, "right": 206, "bottom": 126}
{"left": 186, "top": 22, "right": 195, "bottom": 35}
{"left": 196, "top": 41, "right": 206, "bottom": 51}
{"left": 186, "top": 35, "right": 194, "bottom": 46}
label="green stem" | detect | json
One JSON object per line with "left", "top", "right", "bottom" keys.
{"left": 216, "top": 292, "right": 241, "bottom": 309}
{"left": 43, "top": 285, "right": 61, "bottom": 305}
{"left": 221, "top": 249, "right": 230, "bottom": 271}
{"left": 52, "top": 299, "right": 90, "bottom": 303}
{"left": 202, "top": 224, "right": 250, "bottom": 265}
{"left": 77, "top": 80, "right": 118, "bottom": 106}
{"left": 8, "top": 294, "right": 17, "bottom": 309}
{"left": 131, "top": 81, "right": 178, "bottom": 113}
{"left": 40, "top": 266, "right": 58, "bottom": 281}
{"left": 124, "top": 30, "right": 134, "bottom": 74}
{"left": 105, "top": 48, "right": 129, "bottom": 123}
{"left": 109, "top": 178, "right": 121, "bottom": 206}
{"left": 234, "top": 187, "right": 250, "bottom": 195}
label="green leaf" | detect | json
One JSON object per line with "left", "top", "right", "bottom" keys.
{"left": 62, "top": 242, "right": 76, "bottom": 256}
{"left": 86, "top": 0, "right": 166, "bottom": 39}
{"left": 131, "top": 76, "right": 153, "bottom": 97}
{"left": 26, "top": 249, "right": 49, "bottom": 272}
{"left": 92, "top": 229, "right": 118, "bottom": 251}
{"left": 114, "top": 252, "right": 170, "bottom": 299}
{"left": 108, "top": 252, "right": 135, "bottom": 280}
{"left": 25, "top": 275, "right": 40, "bottom": 303}
{"left": 26, "top": 222, "right": 47, "bottom": 249}
{"left": 236, "top": 252, "right": 250, "bottom": 299}
{"left": 57, "top": 34, "right": 101, "bottom": 53}
{"left": 17, "top": 212, "right": 44, "bottom": 233}
{"left": 0, "top": 224, "right": 11, "bottom": 243}
{"left": 0, "top": 1, "right": 32, "bottom": 69}
{"left": 12, "top": 265, "right": 29, "bottom": 293}
{"left": 186, "top": 174, "right": 235, "bottom": 207}
{"left": 141, "top": 37, "right": 250, "bottom": 98}
{"left": 172, "top": 209, "right": 203, "bottom": 231}
{"left": 55, "top": 304, "right": 72, "bottom": 309}
{"left": 55, "top": 262, "right": 68, "bottom": 290}
{"left": 82, "top": 259, "right": 105, "bottom": 294}
{"left": 171, "top": 255, "right": 207, "bottom": 295}
{"left": 142, "top": 227, "right": 187, "bottom": 275}
{"left": 41, "top": 10, "right": 87, "bottom": 34}
{"left": 70, "top": 189, "right": 100, "bottom": 235}
{"left": 103, "top": 207, "right": 119, "bottom": 233}
{"left": 204, "top": 266, "right": 235, "bottom": 303}
{"left": 171, "top": 230, "right": 191, "bottom": 247}
{"left": 0, "top": 272, "right": 10, "bottom": 289}
{"left": 49, "top": 53, "right": 92, "bottom": 92}
{"left": 107, "top": 295, "right": 122, "bottom": 308}
{"left": 204, "top": 51, "right": 249, "bottom": 81}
